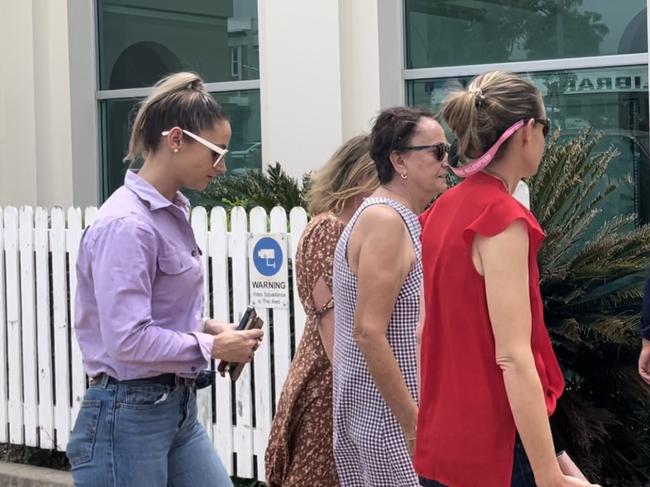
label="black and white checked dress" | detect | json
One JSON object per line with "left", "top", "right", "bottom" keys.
{"left": 332, "top": 197, "right": 421, "bottom": 486}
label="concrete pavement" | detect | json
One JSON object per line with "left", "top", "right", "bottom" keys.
{"left": 0, "top": 461, "right": 72, "bottom": 487}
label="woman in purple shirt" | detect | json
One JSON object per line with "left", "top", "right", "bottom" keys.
{"left": 67, "top": 72, "right": 263, "bottom": 487}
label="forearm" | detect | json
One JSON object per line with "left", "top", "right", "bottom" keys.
{"left": 358, "top": 334, "right": 418, "bottom": 434}
{"left": 203, "top": 318, "right": 232, "bottom": 335}
{"left": 102, "top": 320, "right": 211, "bottom": 373}
{"left": 501, "top": 355, "right": 561, "bottom": 486}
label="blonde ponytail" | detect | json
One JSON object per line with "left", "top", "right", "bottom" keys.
{"left": 125, "top": 72, "right": 226, "bottom": 161}
{"left": 442, "top": 70, "right": 542, "bottom": 164}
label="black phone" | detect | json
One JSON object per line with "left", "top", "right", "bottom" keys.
{"left": 235, "top": 305, "right": 256, "bottom": 331}
{"left": 216, "top": 306, "right": 263, "bottom": 380}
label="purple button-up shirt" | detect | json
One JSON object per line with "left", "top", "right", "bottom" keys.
{"left": 74, "top": 171, "right": 213, "bottom": 380}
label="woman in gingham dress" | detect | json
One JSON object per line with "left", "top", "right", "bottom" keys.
{"left": 332, "top": 107, "right": 450, "bottom": 486}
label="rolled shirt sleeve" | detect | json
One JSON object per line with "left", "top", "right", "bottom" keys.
{"left": 90, "top": 217, "right": 210, "bottom": 374}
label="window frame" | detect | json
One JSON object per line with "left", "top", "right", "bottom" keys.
{"left": 94, "top": 0, "right": 262, "bottom": 201}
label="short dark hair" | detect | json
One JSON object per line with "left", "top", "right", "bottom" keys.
{"left": 369, "top": 106, "right": 436, "bottom": 184}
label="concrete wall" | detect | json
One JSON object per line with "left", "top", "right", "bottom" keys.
{"left": 257, "top": 0, "right": 344, "bottom": 178}
{"left": 257, "top": 0, "right": 404, "bottom": 178}
{"left": 0, "top": 0, "right": 98, "bottom": 208}
{"left": 339, "top": 0, "right": 403, "bottom": 139}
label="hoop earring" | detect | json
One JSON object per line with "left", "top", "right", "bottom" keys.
{"left": 400, "top": 172, "right": 408, "bottom": 180}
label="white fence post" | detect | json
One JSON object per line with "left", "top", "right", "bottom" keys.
{"left": 5, "top": 207, "right": 24, "bottom": 445}
{"left": 35, "top": 207, "right": 54, "bottom": 449}
{"left": 0, "top": 207, "right": 8, "bottom": 442}
{"left": 233, "top": 206, "right": 254, "bottom": 478}
{"left": 19, "top": 207, "right": 39, "bottom": 446}
{"left": 249, "top": 207, "right": 273, "bottom": 481}
{"left": 210, "top": 206, "right": 234, "bottom": 474}
{"left": 269, "top": 208, "right": 291, "bottom": 414}
{"left": 51, "top": 207, "right": 71, "bottom": 450}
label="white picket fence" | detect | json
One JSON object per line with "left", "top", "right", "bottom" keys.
{"left": 0, "top": 205, "right": 310, "bottom": 481}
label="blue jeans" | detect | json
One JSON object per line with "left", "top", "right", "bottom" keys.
{"left": 419, "top": 436, "right": 536, "bottom": 487}
{"left": 66, "top": 375, "right": 233, "bottom": 487}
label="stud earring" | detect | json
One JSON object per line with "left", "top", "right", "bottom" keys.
{"left": 400, "top": 172, "right": 408, "bottom": 180}
{"left": 173, "top": 148, "right": 179, "bottom": 153}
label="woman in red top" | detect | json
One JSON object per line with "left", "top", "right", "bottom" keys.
{"left": 415, "top": 71, "right": 600, "bottom": 487}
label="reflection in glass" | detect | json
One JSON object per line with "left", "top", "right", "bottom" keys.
{"left": 100, "top": 90, "right": 262, "bottom": 200}
{"left": 405, "top": 0, "right": 647, "bottom": 69}
{"left": 406, "top": 66, "right": 650, "bottom": 228}
{"left": 97, "top": 0, "right": 259, "bottom": 90}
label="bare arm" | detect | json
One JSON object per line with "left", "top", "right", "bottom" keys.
{"left": 639, "top": 338, "right": 650, "bottom": 385}
{"left": 416, "top": 284, "right": 425, "bottom": 400}
{"left": 312, "top": 276, "right": 334, "bottom": 363}
{"left": 476, "top": 220, "right": 596, "bottom": 487}
{"left": 350, "top": 206, "right": 418, "bottom": 450}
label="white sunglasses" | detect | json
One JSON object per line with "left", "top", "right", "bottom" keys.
{"left": 161, "top": 129, "right": 228, "bottom": 168}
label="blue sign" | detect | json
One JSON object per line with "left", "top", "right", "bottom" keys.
{"left": 252, "top": 237, "right": 283, "bottom": 277}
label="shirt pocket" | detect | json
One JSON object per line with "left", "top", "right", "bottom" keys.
{"left": 157, "top": 250, "right": 193, "bottom": 275}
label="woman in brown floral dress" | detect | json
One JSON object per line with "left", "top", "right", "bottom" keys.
{"left": 265, "top": 135, "right": 380, "bottom": 486}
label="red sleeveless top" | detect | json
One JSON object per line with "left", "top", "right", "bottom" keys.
{"left": 414, "top": 172, "right": 564, "bottom": 487}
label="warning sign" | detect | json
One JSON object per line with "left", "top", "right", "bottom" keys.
{"left": 248, "top": 234, "right": 289, "bottom": 309}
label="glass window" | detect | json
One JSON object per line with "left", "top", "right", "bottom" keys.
{"left": 100, "top": 90, "right": 262, "bottom": 199}
{"left": 406, "top": 65, "right": 650, "bottom": 227}
{"left": 405, "top": 0, "right": 647, "bottom": 69}
{"left": 97, "top": 0, "right": 259, "bottom": 90}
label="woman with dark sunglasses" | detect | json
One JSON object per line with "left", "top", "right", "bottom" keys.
{"left": 415, "top": 71, "right": 600, "bottom": 487}
{"left": 332, "top": 106, "right": 449, "bottom": 486}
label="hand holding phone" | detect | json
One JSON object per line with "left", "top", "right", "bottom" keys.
{"left": 216, "top": 306, "right": 263, "bottom": 381}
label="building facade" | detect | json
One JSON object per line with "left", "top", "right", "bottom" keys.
{"left": 0, "top": 1, "right": 648, "bottom": 222}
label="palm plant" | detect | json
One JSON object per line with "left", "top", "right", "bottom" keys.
{"left": 529, "top": 130, "right": 650, "bottom": 485}
{"left": 191, "top": 163, "right": 311, "bottom": 212}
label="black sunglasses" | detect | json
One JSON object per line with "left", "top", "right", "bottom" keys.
{"left": 535, "top": 118, "right": 551, "bottom": 138}
{"left": 400, "top": 142, "right": 451, "bottom": 161}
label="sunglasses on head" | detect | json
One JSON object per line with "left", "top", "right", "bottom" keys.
{"left": 400, "top": 142, "right": 451, "bottom": 161}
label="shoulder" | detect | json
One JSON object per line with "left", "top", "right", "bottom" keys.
{"left": 463, "top": 194, "right": 543, "bottom": 247}
{"left": 301, "top": 213, "right": 344, "bottom": 243}
{"left": 297, "top": 213, "right": 344, "bottom": 257}
{"left": 353, "top": 203, "right": 411, "bottom": 252}
{"left": 307, "top": 213, "right": 345, "bottom": 235}
{"left": 85, "top": 212, "right": 157, "bottom": 252}
{"left": 356, "top": 202, "right": 406, "bottom": 230}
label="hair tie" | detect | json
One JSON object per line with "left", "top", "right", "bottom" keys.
{"left": 186, "top": 79, "right": 201, "bottom": 90}
{"left": 470, "top": 88, "right": 486, "bottom": 108}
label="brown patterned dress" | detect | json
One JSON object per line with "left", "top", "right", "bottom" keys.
{"left": 265, "top": 213, "right": 344, "bottom": 487}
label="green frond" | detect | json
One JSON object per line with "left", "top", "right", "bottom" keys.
{"left": 193, "top": 162, "right": 310, "bottom": 213}
{"left": 531, "top": 129, "right": 650, "bottom": 484}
